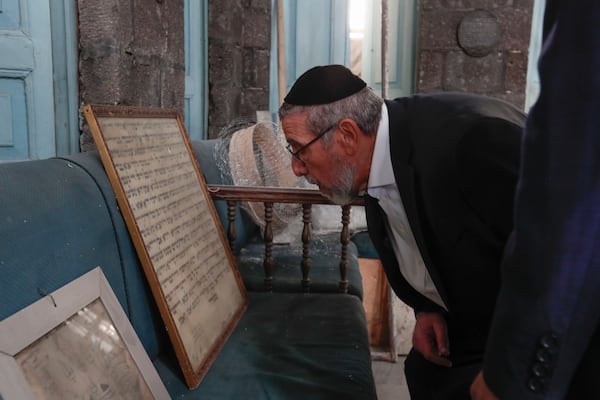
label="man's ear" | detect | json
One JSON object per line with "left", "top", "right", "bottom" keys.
{"left": 337, "top": 118, "right": 361, "bottom": 156}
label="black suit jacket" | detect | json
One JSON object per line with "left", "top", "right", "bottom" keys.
{"left": 365, "top": 93, "right": 525, "bottom": 353}
{"left": 482, "top": 1, "right": 600, "bottom": 397}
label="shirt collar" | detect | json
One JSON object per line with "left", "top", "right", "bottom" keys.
{"left": 368, "top": 104, "right": 395, "bottom": 191}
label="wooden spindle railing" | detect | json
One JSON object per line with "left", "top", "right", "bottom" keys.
{"left": 339, "top": 205, "right": 351, "bottom": 294}
{"left": 301, "top": 203, "right": 312, "bottom": 292}
{"left": 207, "top": 185, "right": 364, "bottom": 293}
{"left": 226, "top": 200, "right": 237, "bottom": 252}
{"left": 263, "top": 201, "right": 274, "bottom": 290}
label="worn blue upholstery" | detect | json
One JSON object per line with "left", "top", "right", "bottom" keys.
{"left": 58, "top": 152, "right": 168, "bottom": 359}
{"left": 0, "top": 141, "right": 376, "bottom": 399}
{"left": 351, "top": 231, "right": 380, "bottom": 259}
{"left": 155, "top": 292, "right": 376, "bottom": 400}
{"left": 0, "top": 158, "right": 128, "bottom": 321}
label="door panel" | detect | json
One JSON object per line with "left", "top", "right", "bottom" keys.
{"left": 284, "top": 0, "right": 349, "bottom": 88}
{"left": 0, "top": 0, "right": 54, "bottom": 161}
{"left": 269, "top": 0, "right": 417, "bottom": 113}
{"left": 525, "top": 0, "right": 546, "bottom": 111}
{"left": 361, "top": 0, "right": 416, "bottom": 98}
{"left": 0, "top": 1, "right": 20, "bottom": 29}
{"left": 269, "top": 0, "right": 349, "bottom": 113}
{"left": 0, "top": 78, "right": 27, "bottom": 159}
{"left": 184, "top": 0, "right": 208, "bottom": 140}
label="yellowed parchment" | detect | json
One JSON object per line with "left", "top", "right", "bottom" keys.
{"left": 96, "top": 117, "right": 244, "bottom": 370}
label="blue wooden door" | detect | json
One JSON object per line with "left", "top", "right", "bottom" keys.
{"left": 360, "top": 0, "right": 417, "bottom": 99}
{"left": 184, "top": 0, "right": 208, "bottom": 140}
{"left": 269, "top": 0, "right": 418, "bottom": 113}
{"left": 283, "top": 0, "right": 350, "bottom": 83}
{"left": 525, "top": 0, "right": 546, "bottom": 111}
{"left": 0, "top": 0, "right": 55, "bottom": 161}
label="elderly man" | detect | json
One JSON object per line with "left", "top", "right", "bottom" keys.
{"left": 278, "top": 65, "right": 524, "bottom": 399}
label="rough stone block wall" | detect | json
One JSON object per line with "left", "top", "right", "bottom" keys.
{"left": 78, "top": 0, "right": 185, "bottom": 150}
{"left": 416, "top": 0, "right": 534, "bottom": 108}
{"left": 207, "top": 0, "right": 271, "bottom": 139}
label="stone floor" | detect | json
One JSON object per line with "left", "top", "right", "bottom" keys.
{"left": 372, "top": 357, "right": 411, "bottom": 400}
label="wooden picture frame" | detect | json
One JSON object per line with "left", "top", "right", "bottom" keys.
{"left": 0, "top": 267, "right": 170, "bottom": 400}
{"left": 82, "top": 105, "right": 248, "bottom": 389}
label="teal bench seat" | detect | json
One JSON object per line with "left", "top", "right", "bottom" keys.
{"left": 0, "top": 141, "right": 375, "bottom": 400}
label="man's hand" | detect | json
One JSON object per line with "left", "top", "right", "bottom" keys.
{"left": 412, "top": 312, "right": 452, "bottom": 367}
{"left": 470, "top": 371, "right": 498, "bottom": 400}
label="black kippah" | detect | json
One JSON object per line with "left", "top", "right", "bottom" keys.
{"left": 284, "top": 64, "right": 367, "bottom": 105}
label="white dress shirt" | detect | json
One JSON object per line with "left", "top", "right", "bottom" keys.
{"left": 367, "top": 105, "right": 447, "bottom": 310}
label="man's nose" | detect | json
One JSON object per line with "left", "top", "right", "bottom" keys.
{"left": 291, "top": 156, "right": 307, "bottom": 176}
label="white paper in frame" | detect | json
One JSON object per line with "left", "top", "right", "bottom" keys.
{"left": 82, "top": 105, "right": 248, "bottom": 389}
{"left": 0, "top": 267, "right": 170, "bottom": 400}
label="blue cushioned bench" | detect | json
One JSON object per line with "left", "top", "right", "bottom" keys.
{"left": 0, "top": 140, "right": 376, "bottom": 400}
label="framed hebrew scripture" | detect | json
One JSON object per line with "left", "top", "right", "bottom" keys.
{"left": 0, "top": 267, "right": 170, "bottom": 400}
{"left": 82, "top": 105, "right": 248, "bottom": 389}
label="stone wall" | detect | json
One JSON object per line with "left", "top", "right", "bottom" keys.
{"left": 77, "top": 0, "right": 185, "bottom": 150}
{"left": 75, "top": 1, "right": 533, "bottom": 143}
{"left": 207, "top": 0, "right": 271, "bottom": 139}
{"left": 416, "top": 0, "right": 534, "bottom": 108}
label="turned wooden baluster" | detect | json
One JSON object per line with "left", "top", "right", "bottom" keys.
{"left": 301, "top": 203, "right": 312, "bottom": 292}
{"left": 339, "top": 205, "right": 351, "bottom": 293}
{"left": 263, "top": 201, "right": 274, "bottom": 291}
{"left": 226, "top": 200, "right": 237, "bottom": 253}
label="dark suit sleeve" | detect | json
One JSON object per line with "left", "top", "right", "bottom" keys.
{"left": 482, "top": 1, "right": 600, "bottom": 398}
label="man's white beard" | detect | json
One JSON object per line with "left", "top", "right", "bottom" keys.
{"left": 320, "top": 159, "right": 357, "bottom": 205}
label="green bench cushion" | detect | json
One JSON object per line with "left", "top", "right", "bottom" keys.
{"left": 350, "top": 231, "right": 380, "bottom": 259}
{"left": 1, "top": 147, "right": 374, "bottom": 400}
{"left": 0, "top": 158, "right": 128, "bottom": 321}
{"left": 154, "top": 292, "right": 376, "bottom": 400}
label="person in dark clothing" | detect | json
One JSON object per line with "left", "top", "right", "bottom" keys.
{"left": 471, "top": 1, "right": 600, "bottom": 399}
{"left": 278, "top": 64, "right": 525, "bottom": 399}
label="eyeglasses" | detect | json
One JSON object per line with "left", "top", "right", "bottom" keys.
{"left": 286, "top": 123, "right": 337, "bottom": 164}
